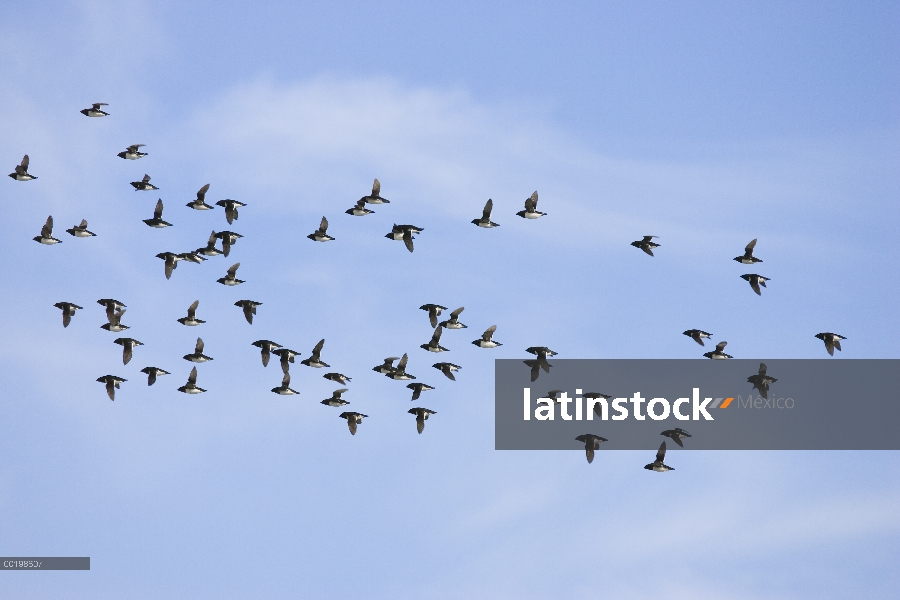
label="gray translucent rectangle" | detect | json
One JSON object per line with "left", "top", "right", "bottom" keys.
{"left": 494, "top": 359, "right": 900, "bottom": 450}
{"left": 0, "top": 557, "right": 90, "bottom": 570}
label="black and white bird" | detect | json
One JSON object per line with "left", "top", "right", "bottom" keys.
{"left": 407, "top": 382, "right": 434, "bottom": 401}
{"left": 386, "top": 353, "right": 415, "bottom": 380}
{"left": 661, "top": 428, "right": 692, "bottom": 448}
{"left": 631, "top": 236, "right": 660, "bottom": 256}
{"left": 734, "top": 239, "right": 763, "bottom": 264}
{"left": 97, "top": 375, "right": 126, "bottom": 401}
{"left": 54, "top": 302, "right": 82, "bottom": 328}
{"left": 300, "top": 339, "right": 329, "bottom": 368}
{"left": 420, "top": 304, "right": 448, "bottom": 328}
{"left": 215, "top": 231, "right": 243, "bottom": 257}
{"left": 156, "top": 252, "right": 182, "bottom": 279}
{"left": 183, "top": 337, "right": 213, "bottom": 363}
{"left": 117, "top": 144, "right": 147, "bottom": 160}
{"left": 196, "top": 231, "right": 222, "bottom": 256}
{"left": 345, "top": 198, "right": 374, "bottom": 216}
{"left": 272, "top": 348, "right": 301, "bottom": 374}
{"left": 178, "top": 367, "right": 206, "bottom": 394}
{"left": 815, "top": 332, "right": 847, "bottom": 356}
{"left": 215, "top": 199, "right": 245, "bottom": 224}
{"left": 9, "top": 155, "right": 36, "bottom": 181}
{"left": 516, "top": 191, "right": 545, "bottom": 219}
{"left": 526, "top": 346, "right": 557, "bottom": 377}
{"left": 683, "top": 329, "right": 712, "bottom": 346}
{"left": 271, "top": 372, "right": 298, "bottom": 395}
{"left": 143, "top": 200, "right": 172, "bottom": 228}
{"left": 324, "top": 373, "right": 352, "bottom": 385}
{"left": 66, "top": 219, "right": 96, "bottom": 238}
{"left": 373, "top": 356, "right": 400, "bottom": 375}
{"left": 131, "top": 174, "right": 158, "bottom": 191}
{"left": 307, "top": 216, "right": 335, "bottom": 242}
{"left": 80, "top": 102, "right": 109, "bottom": 117}
{"left": 575, "top": 434, "right": 608, "bottom": 464}
{"left": 433, "top": 362, "right": 461, "bottom": 381}
{"left": 177, "top": 300, "right": 205, "bottom": 326}
{"left": 386, "top": 224, "right": 423, "bottom": 253}
{"left": 644, "top": 441, "right": 674, "bottom": 472}
{"left": 177, "top": 251, "right": 206, "bottom": 264}
{"left": 234, "top": 300, "right": 261, "bottom": 324}
{"left": 409, "top": 408, "right": 436, "bottom": 434}
{"left": 740, "top": 274, "right": 770, "bottom": 296}
{"left": 34, "top": 216, "right": 61, "bottom": 244}
{"left": 472, "top": 199, "right": 499, "bottom": 227}
{"left": 361, "top": 178, "right": 389, "bottom": 204}
{"left": 187, "top": 184, "right": 214, "bottom": 210}
{"left": 321, "top": 389, "right": 349, "bottom": 407}
{"left": 472, "top": 325, "right": 501, "bottom": 348}
{"left": 114, "top": 337, "right": 143, "bottom": 365}
{"left": 99, "top": 300, "right": 128, "bottom": 333}
{"left": 252, "top": 340, "right": 282, "bottom": 367}
{"left": 420, "top": 326, "right": 448, "bottom": 353}
{"left": 217, "top": 263, "right": 244, "bottom": 286}
{"left": 140, "top": 367, "right": 170, "bottom": 386}
{"left": 747, "top": 363, "right": 777, "bottom": 399}
{"left": 440, "top": 307, "right": 466, "bottom": 329}
{"left": 339, "top": 412, "right": 368, "bottom": 435}
{"left": 703, "top": 341, "right": 732, "bottom": 360}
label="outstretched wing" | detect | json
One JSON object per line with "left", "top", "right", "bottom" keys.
{"left": 403, "top": 229, "right": 414, "bottom": 252}
{"left": 195, "top": 337, "right": 204, "bottom": 353}
{"left": 450, "top": 306, "right": 464, "bottom": 319}
{"left": 745, "top": 238, "right": 757, "bottom": 253}
{"left": 715, "top": 341, "right": 728, "bottom": 352}
{"left": 372, "top": 178, "right": 381, "bottom": 196}
{"left": 319, "top": 216, "right": 328, "bottom": 233}
{"left": 656, "top": 441, "right": 666, "bottom": 463}
{"left": 227, "top": 263, "right": 240, "bottom": 277}
{"left": 482, "top": 198, "right": 493, "bottom": 219}
{"left": 154, "top": 199, "right": 164, "bottom": 219}
{"left": 187, "top": 300, "right": 199, "bottom": 318}
{"left": 197, "top": 183, "right": 210, "bottom": 200}
{"left": 312, "top": 338, "right": 325, "bottom": 358}
{"left": 482, "top": 325, "right": 496, "bottom": 341}
{"left": 21, "top": 154, "right": 30, "bottom": 170}
{"left": 397, "top": 353, "right": 408, "bottom": 371}
{"left": 41, "top": 215, "right": 53, "bottom": 237}
{"left": 142, "top": 174, "right": 151, "bottom": 183}
{"left": 188, "top": 367, "right": 198, "bottom": 385}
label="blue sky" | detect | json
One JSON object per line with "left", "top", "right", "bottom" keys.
{"left": 1, "top": 1, "right": 898, "bottom": 598}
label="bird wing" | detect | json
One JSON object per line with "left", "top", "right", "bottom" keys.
{"left": 197, "top": 183, "right": 210, "bottom": 200}
{"left": 483, "top": 325, "right": 496, "bottom": 341}
{"left": 745, "top": 238, "right": 757, "bottom": 253}
{"left": 524, "top": 195, "right": 535, "bottom": 212}
{"left": 529, "top": 191, "right": 538, "bottom": 209}
{"left": 282, "top": 372, "right": 291, "bottom": 387}
{"left": 142, "top": 174, "right": 151, "bottom": 183}
{"left": 397, "top": 353, "right": 408, "bottom": 371}
{"left": 22, "top": 155, "right": 30, "bottom": 170}
{"left": 187, "top": 300, "right": 199, "bottom": 318}
{"left": 41, "top": 216, "right": 53, "bottom": 237}
{"left": 450, "top": 306, "right": 464, "bottom": 319}
{"left": 759, "top": 362, "right": 767, "bottom": 375}
{"left": 320, "top": 216, "right": 328, "bottom": 232}
{"left": 428, "top": 307, "right": 438, "bottom": 328}
{"left": 123, "top": 344, "right": 133, "bottom": 364}
{"left": 154, "top": 199, "right": 164, "bottom": 219}
{"left": 243, "top": 303, "right": 253, "bottom": 323}
{"left": 430, "top": 326, "right": 443, "bottom": 344}
{"left": 195, "top": 338, "right": 204, "bottom": 353}
{"left": 79, "top": 219, "right": 88, "bottom": 229}
{"left": 641, "top": 245, "right": 654, "bottom": 256}
{"left": 403, "top": 229, "right": 414, "bottom": 252}
{"left": 372, "top": 178, "right": 381, "bottom": 196}
{"left": 188, "top": 367, "right": 197, "bottom": 385}
{"left": 441, "top": 365, "right": 455, "bottom": 380}
{"left": 750, "top": 278, "right": 762, "bottom": 295}
{"left": 656, "top": 441, "right": 666, "bottom": 462}
{"left": 312, "top": 339, "right": 325, "bottom": 358}
{"left": 715, "top": 341, "right": 728, "bottom": 352}
{"left": 106, "top": 378, "right": 116, "bottom": 400}
{"left": 227, "top": 263, "right": 240, "bottom": 278}
{"left": 482, "top": 198, "right": 493, "bottom": 219}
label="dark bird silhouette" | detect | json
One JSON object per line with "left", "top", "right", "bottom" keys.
{"left": 386, "top": 353, "right": 415, "bottom": 380}
{"left": 307, "top": 216, "right": 335, "bottom": 242}
{"left": 114, "top": 337, "right": 143, "bottom": 365}
{"left": 272, "top": 348, "right": 301, "bottom": 374}
{"left": 178, "top": 250, "right": 206, "bottom": 264}
{"left": 407, "top": 382, "right": 434, "bottom": 401}
{"left": 747, "top": 363, "right": 777, "bottom": 399}
{"left": 300, "top": 339, "right": 329, "bottom": 368}
{"left": 575, "top": 434, "right": 608, "bottom": 464}
{"left": 339, "top": 412, "right": 368, "bottom": 435}
{"left": 99, "top": 300, "right": 128, "bottom": 332}
{"left": 177, "top": 300, "right": 204, "bottom": 326}
{"left": 118, "top": 144, "right": 147, "bottom": 160}
{"left": 661, "top": 428, "right": 692, "bottom": 448}
{"left": 815, "top": 332, "right": 847, "bottom": 356}
{"left": 34, "top": 216, "right": 61, "bottom": 244}
{"left": 97, "top": 375, "right": 125, "bottom": 400}
{"left": 215, "top": 199, "right": 245, "bottom": 224}
{"left": 516, "top": 191, "right": 545, "bottom": 219}
{"left": 631, "top": 235, "right": 660, "bottom": 256}
{"left": 156, "top": 252, "right": 181, "bottom": 279}
{"left": 420, "top": 304, "right": 447, "bottom": 328}
{"left": 409, "top": 407, "right": 436, "bottom": 434}
{"left": 703, "top": 341, "right": 732, "bottom": 360}
{"left": 734, "top": 239, "right": 762, "bottom": 264}
{"left": 196, "top": 231, "right": 223, "bottom": 256}
{"left": 324, "top": 372, "right": 352, "bottom": 385}
{"left": 433, "top": 362, "right": 461, "bottom": 381}
{"left": 644, "top": 441, "right": 674, "bottom": 472}
{"left": 140, "top": 367, "right": 170, "bottom": 386}
{"left": 683, "top": 329, "right": 712, "bottom": 346}
{"left": 9, "top": 155, "right": 36, "bottom": 181}
{"left": 584, "top": 393, "right": 613, "bottom": 418}
{"left": 252, "top": 340, "right": 282, "bottom": 367}
{"left": 131, "top": 174, "right": 158, "bottom": 191}
{"left": 386, "top": 224, "right": 423, "bottom": 253}
{"left": 187, "top": 184, "right": 214, "bottom": 210}
{"left": 740, "top": 273, "right": 770, "bottom": 296}
{"left": 80, "top": 102, "right": 109, "bottom": 117}
{"left": 472, "top": 199, "right": 499, "bottom": 227}
{"left": 143, "top": 199, "right": 172, "bottom": 228}
{"left": 373, "top": 356, "right": 400, "bottom": 375}
{"left": 525, "top": 346, "right": 556, "bottom": 379}
{"left": 234, "top": 300, "right": 261, "bottom": 324}
{"left": 54, "top": 302, "right": 82, "bottom": 327}
{"left": 215, "top": 231, "right": 243, "bottom": 257}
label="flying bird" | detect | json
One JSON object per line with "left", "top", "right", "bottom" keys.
{"left": 177, "top": 300, "right": 204, "bottom": 326}
{"left": 321, "top": 389, "right": 349, "bottom": 407}
{"left": 407, "top": 382, "right": 434, "bottom": 401}
{"left": 9, "top": 155, "right": 36, "bottom": 181}
{"left": 215, "top": 199, "right": 245, "bottom": 224}
{"left": 252, "top": 340, "right": 282, "bottom": 367}
{"left": 183, "top": 337, "right": 213, "bottom": 363}
{"left": 575, "top": 434, "right": 608, "bottom": 464}
{"left": 472, "top": 325, "right": 501, "bottom": 348}
{"left": 131, "top": 174, "right": 158, "bottom": 191}
{"left": 339, "top": 412, "right": 368, "bottom": 435}
{"left": 703, "top": 341, "right": 732, "bottom": 360}
{"left": 631, "top": 236, "right": 660, "bottom": 256}
{"left": 644, "top": 441, "right": 674, "bottom": 472}
{"left": 747, "top": 363, "right": 777, "bottom": 399}
{"left": 97, "top": 375, "right": 126, "bottom": 400}
{"left": 420, "top": 326, "right": 448, "bottom": 353}
{"left": 307, "top": 216, "right": 335, "bottom": 242}
{"left": 683, "top": 329, "right": 712, "bottom": 346}
{"left": 271, "top": 371, "right": 298, "bottom": 395}
{"left": 143, "top": 200, "right": 172, "bottom": 228}
{"left": 516, "top": 191, "right": 545, "bottom": 219}
{"left": 345, "top": 198, "right": 374, "bottom": 216}
{"left": 526, "top": 346, "right": 557, "bottom": 375}
{"left": 386, "top": 353, "right": 415, "bottom": 380}
{"left": 272, "top": 348, "right": 301, "bottom": 374}
{"left": 661, "top": 428, "right": 692, "bottom": 448}
{"left": 66, "top": 219, "right": 96, "bottom": 238}
{"left": 361, "top": 178, "right": 390, "bottom": 204}
{"left": 386, "top": 224, "right": 423, "bottom": 253}
{"left": 433, "top": 362, "right": 461, "bottom": 381}
{"left": 186, "top": 184, "right": 214, "bottom": 210}
{"left": 54, "top": 302, "right": 82, "bottom": 328}
{"left": 300, "top": 339, "right": 329, "bottom": 368}
{"left": 178, "top": 367, "right": 206, "bottom": 394}
{"left": 217, "top": 262, "right": 244, "bottom": 286}
{"left": 324, "top": 373, "right": 352, "bottom": 385}
{"left": 420, "top": 304, "right": 448, "bottom": 328}
{"left": 215, "top": 231, "right": 243, "bottom": 257}
{"left": 177, "top": 251, "right": 206, "bottom": 264}
{"left": 80, "top": 102, "right": 109, "bottom": 117}
{"left": 815, "top": 332, "right": 847, "bottom": 356}
{"left": 140, "top": 367, "right": 170, "bottom": 386}
{"left": 118, "top": 144, "right": 147, "bottom": 160}
{"left": 156, "top": 252, "right": 181, "bottom": 279}
{"left": 740, "top": 274, "right": 770, "bottom": 296}
{"left": 472, "top": 199, "right": 499, "bottom": 228}
{"left": 34, "top": 216, "right": 61, "bottom": 244}
{"left": 409, "top": 408, "right": 436, "bottom": 434}
{"left": 440, "top": 307, "right": 466, "bottom": 329}
{"left": 234, "top": 300, "right": 261, "bottom": 324}
{"left": 99, "top": 302, "right": 128, "bottom": 333}
{"left": 373, "top": 356, "right": 400, "bottom": 375}
{"left": 584, "top": 393, "right": 613, "bottom": 418}
{"left": 114, "top": 337, "right": 143, "bottom": 365}
{"left": 734, "top": 239, "right": 763, "bottom": 264}
{"left": 196, "top": 231, "right": 222, "bottom": 256}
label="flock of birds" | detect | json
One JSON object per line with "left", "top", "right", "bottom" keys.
{"left": 14, "top": 102, "right": 849, "bottom": 467}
